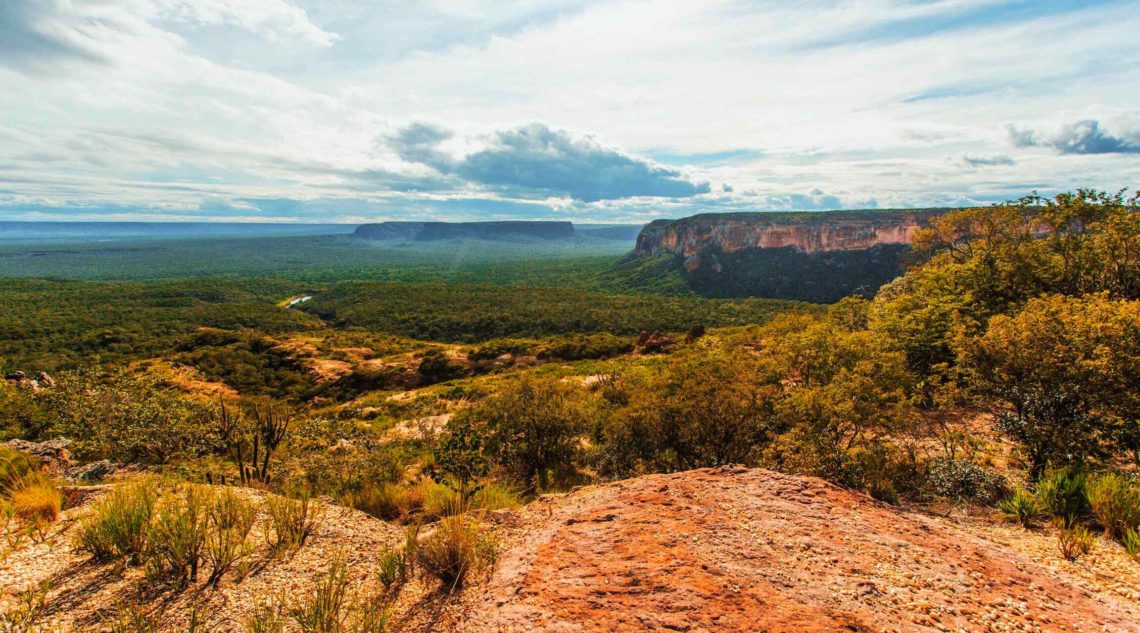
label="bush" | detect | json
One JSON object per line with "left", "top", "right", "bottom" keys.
{"left": 1057, "top": 522, "right": 1095, "bottom": 561}
{"left": 377, "top": 524, "right": 419, "bottom": 596}
{"left": 417, "top": 515, "right": 496, "bottom": 592}
{"left": 146, "top": 485, "right": 211, "bottom": 586}
{"left": 265, "top": 493, "right": 324, "bottom": 554}
{"left": 1086, "top": 473, "right": 1140, "bottom": 540}
{"left": 343, "top": 483, "right": 403, "bottom": 521}
{"left": 998, "top": 488, "right": 1040, "bottom": 528}
{"left": 76, "top": 478, "right": 158, "bottom": 563}
{"left": 470, "top": 482, "right": 522, "bottom": 512}
{"left": 1035, "top": 467, "right": 1089, "bottom": 520}
{"left": 927, "top": 458, "right": 1007, "bottom": 506}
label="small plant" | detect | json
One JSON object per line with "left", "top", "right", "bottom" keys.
{"left": 265, "top": 493, "right": 324, "bottom": 555}
{"left": 76, "top": 478, "right": 158, "bottom": 563}
{"left": 245, "top": 603, "right": 287, "bottom": 633}
{"left": 145, "top": 485, "right": 210, "bottom": 586}
{"left": 0, "top": 447, "right": 40, "bottom": 492}
{"left": 1057, "top": 521, "right": 1095, "bottom": 562}
{"left": 1035, "top": 467, "right": 1089, "bottom": 520}
{"left": 0, "top": 580, "right": 50, "bottom": 632}
{"left": 998, "top": 488, "right": 1040, "bottom": 528}
{"left": 286, "top": 555, "right": 389, "bottom": 633}
{"left": 1086, "top": 472, "right": 1140, "bottom": 540}
{"left": 417, "top": 515, "right": 496, "bottom": 592}
{"left": 1123, "top": 527, "right": 1140, "bottom": 561}
{"left": 204, "top": 487, "right": 257, "bottom": 586}
{"left": 377, "top": 525, "right": 418, "bottom": 597}
{"left": 343, "top": 483, "right": 403, "bottom": 521}
{"left": 471, "top": 482, "right": 522, "bottom": 513}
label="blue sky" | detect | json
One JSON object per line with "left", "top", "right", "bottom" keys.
{"left": 0, "top": 0, "right": 1137, "bottom": 223}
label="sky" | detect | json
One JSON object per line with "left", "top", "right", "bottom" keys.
{"left": 0, "top": 0, "right": 1138, "bottom": 224}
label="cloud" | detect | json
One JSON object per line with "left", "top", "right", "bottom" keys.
{"left": 958, "top": 154, "right": 1015, "bottom": 168}
{"left": 1009, "top": 118, "right": 1140, "bottom": 154}
{"left": 0, "top": 0, "right": 115, "bottom": 72}
{"left": 153, "top": 0, "right": 339, "bottom": 47}
{"left": 389, "top": 123, "right": 710, "bottom": 202}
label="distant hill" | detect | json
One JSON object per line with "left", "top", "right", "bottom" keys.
{"left": 608, "top": 209, "right": 950, "bottom": 302}
{"left": 353, "top": 221, "right": 575, "bottom": 241}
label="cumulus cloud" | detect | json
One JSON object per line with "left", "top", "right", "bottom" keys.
{"left": 1009, "top": 118, "right": 1140, "bottom": 155}
{"left": 388, "top": 123, "right": 710, "bottom": 202}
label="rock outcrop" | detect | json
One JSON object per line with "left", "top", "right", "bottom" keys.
{"left": 621, "top": 209, "right": 948, "bottom": 302}
{"left": 633, "top": 210, "right": 943, "bottom": 259}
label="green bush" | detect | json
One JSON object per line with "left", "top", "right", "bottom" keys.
{"left": 927, "top": 458, "right": 1007, "bottom": 505}
{"left": 998, "top": 488, "right": 1040, "bottom": 528}
{"left": 1086, "top": 473, "right": 1140, "bottom": 540}
{"left": 1035, "top": 467, "right": 1089, "bottom": 520}
{"left": 76, "top": 479, "right": 158, "bottom": 563}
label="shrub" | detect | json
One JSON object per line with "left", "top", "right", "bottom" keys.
{"left": 418, "top": 515, "right": 496, "bottom": 592}
{"left": 927, "top": 458, "right": 1007, "bottom": 506}
{"left": 204, "top": 487, "right": 257, "bottom": 586}
{"left": 1035, "top": 467, "right": 1089, "bottom": 520}
{"left": 1086, "top": 473, "right": 1140, "bottom": 540}
{"left": 146, "top": 485, "right": 210, "bottom": 586}
{"left": 1057, "top": 522, "right": 1095, "bottom": 561}
{"left": 265, "top": 493, "right": 324, "bottom": 554}
{"left": 998, "top": 488, "right": 1040, "bottom": 528}
{"left": 0, "top": 580, "right": 50, "bottom": 632}
{"left": 76, "top": 478, "right": 158, "bottom": 563}
{"left": 1123, "top": 527, "right": 1140, "bottom": 560}
{"left": 244, "top": 604, "right": 287, "bottom": 633}
{"left": 9, "top": 475, "right": 62, "bottom": 538}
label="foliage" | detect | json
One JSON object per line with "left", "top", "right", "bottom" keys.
{"left": 1086, "top": 473, "right": 1140, "bottom": 540}
{"left": 0, "top": 447, "right": 39, "bottom": 492}
{"left": 8, "top": 474, "right": 62, "bottom": 539}
{"left": 1123, "top": 527, "right": 1140, "bottom": 560}
{"left": 38, "top": 368, "right": 213, "bottom": 464}
{"left": 1034, "top": 468, "right": 1090, "bottom": 521}
{"left": 601, "top": 352, "right": 775, "bottom": 476}
{"left": 303, "top": 281, "right": 805, "bottom": 343}
{"left": 926, "top": 458, "right": 1006, "bottom": 506}
{"left": 204, "top": 487, "right": 257, "bottom": 586}
{"left": 417, "top": 515, "right": 496, "bottom": 592}
{"left": 265, "top": 493, "right": 325, "bottom": 555}
{"left": 1057, "top": 521, "right": 1095, "bottom": 562}
{"left": 250, "top": 555, "right": 388, "bottom": 633}
{"left": 76, "top": 478, "right": 159, "bottom": 563}
{"left": 999, "top": 489, "right": 1040, "bottom": 528}
{"left": 0, "top": 580, "right": 50, "bottom": 633}
{"left": 145, "top": 485, "right": 211, "bottom": 587}
{"left": 446, "top": 378, "right": 596, "bottom": 491}
{"left": 958, "top": 294, "right": 1140, "bottom": 478}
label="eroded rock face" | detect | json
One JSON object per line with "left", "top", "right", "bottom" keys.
{"left": 634, "top": 210, "right": 944, "bottom": 258}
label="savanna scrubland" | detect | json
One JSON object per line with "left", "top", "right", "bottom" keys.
{"left": 1, "top": 189, "right": 1139, "bottom": 631}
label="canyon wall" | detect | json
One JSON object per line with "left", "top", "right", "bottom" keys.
{"left": 633, "top": 210, "right": 943, "bottom": 260}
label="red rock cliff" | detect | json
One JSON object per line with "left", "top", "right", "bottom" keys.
{"left": 634, "top": 210, "right": 944, "bottom": 258}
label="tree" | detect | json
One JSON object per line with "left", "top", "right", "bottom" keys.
{"left": 957, "top": 293, "right": 1140, "bottom": 479}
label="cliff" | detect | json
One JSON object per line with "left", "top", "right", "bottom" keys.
{"left": 617, "top": 209, "right": 948, "bottom": 302}
{"left": 353, "top": 221, "right": 575, "bottom": 241}
{"left": 633, "top": 209, "right": 943, "bottom": 259}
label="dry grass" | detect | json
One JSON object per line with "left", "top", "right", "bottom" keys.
{"left": 417, "top": 515, "right": 496, "bottom": 592}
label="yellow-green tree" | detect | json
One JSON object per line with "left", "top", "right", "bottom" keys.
{"left": 957, "top": 293, "right": 1140, "bottom": 479}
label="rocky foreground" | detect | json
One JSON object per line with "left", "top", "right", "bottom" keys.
{"left": 3, "top": 467, "right": 1139, "bottom": 632}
